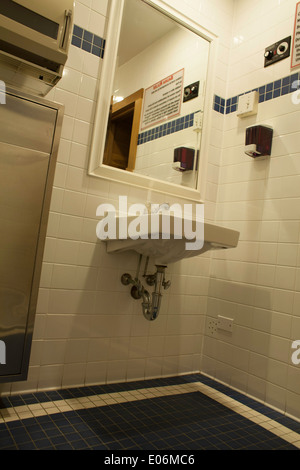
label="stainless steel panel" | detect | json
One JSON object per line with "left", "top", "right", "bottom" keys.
{"left": 0, "top": 91, "right": 57, "bottom": 153}
{"left": 0, "top": 142, "right": 49, "bottom": 376}
{"left": 0, "top": 86, "right": 64, "bottom": 382}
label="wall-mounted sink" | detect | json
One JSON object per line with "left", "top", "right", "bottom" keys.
{"left": 98, "top": 210, "right": 239, "bottom": 321}
{"left": 102, "top": 213, "right": 239, "bottom": 264}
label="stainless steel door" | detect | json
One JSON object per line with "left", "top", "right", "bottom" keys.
{"left": 0, "top": 143, "right": 50, "bottom": 376}
{"left": 0, "top": 88, "right": 63, "bottom": 382}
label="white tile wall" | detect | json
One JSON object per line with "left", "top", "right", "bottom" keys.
{"left": 7, "top": 0, "right": 300, "bottom": 424}
{"left": 1, "top": 0, "right": 234, "bottom": 396}
{"left": 202, "top": 0, "right": 300, "bottom": 420}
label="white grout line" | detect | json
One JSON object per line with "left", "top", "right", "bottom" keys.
{"left": 190, "top": 382, "right": 300, "bottom": 449}
{"left": 0, "top": 381, "right": 299, "bottom": 449}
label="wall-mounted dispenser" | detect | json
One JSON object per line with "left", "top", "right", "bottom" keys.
{"left": 173, "top": 147, "right": 195, "bottom": 171}
{"left": 0, "top": 0, "right": 74, "bottom": 96}
{"left": 245, "top": 125, "right": 273, "bottom": 159}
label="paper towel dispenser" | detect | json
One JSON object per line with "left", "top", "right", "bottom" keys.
{"left": 245, "top": 125, "right": 273, "bottom": 159}
{"left": 0, "top": 0, "right": 74, "bottom": 96}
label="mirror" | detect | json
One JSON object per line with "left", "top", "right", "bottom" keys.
{"left": 89, "top": 0, "right": 217, "bottom": 201}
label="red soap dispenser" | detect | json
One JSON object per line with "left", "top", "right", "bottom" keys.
{"left": 245, "top": 125, "right": 273, "bottom": 159}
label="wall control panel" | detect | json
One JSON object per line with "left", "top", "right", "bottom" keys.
{"left": 183, "top": 81, "right": 199, "bottom": 102}
{"left": 264, "top": 36, "right": 291, "bottom": 67}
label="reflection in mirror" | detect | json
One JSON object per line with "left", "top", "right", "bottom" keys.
{"left": 103, "top": 0, "right": 210, "bottom": 190}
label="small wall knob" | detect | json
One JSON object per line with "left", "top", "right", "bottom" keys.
{"left": 264, "top": 50, "right": 273, "bottom": 59}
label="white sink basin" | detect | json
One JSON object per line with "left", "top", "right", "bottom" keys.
{"left": 103, "top": 213, "right": 239, "bottom": 264}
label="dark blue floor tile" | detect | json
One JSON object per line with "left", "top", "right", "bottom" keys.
{"left": 0, "top": 374, "right": 299, "bottom": 451}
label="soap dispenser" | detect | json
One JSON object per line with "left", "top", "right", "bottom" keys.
{"left": 172, "top": 147, "right": 195, "bottom": 171}
{"left": 245, "top": 125, "right": 273, "bottom": 159}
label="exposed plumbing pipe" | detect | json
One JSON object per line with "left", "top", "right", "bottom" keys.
{"left": 142, "top": 265, "right": 165, "bottom": 321}
{"left": 121, "top": 257, "right": 171, "bottom": 321}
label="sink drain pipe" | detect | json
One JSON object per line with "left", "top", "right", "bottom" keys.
{"left": 121, "top": 256, "right": 171, "bottom": 321}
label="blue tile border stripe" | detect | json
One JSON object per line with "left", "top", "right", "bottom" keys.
{"left": 214, "top": 72, "right": 300, "bottom": 115}
{"left": 137, "top": 111, "right": 198, "bottom": 145}
{"left": 70, "top": 28, "right": 300, "bottom": 119}
{"left": 71, "top": 24, "right": 106, "bottom": 58}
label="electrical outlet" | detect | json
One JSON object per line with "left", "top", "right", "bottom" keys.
{"left": 193, "top": 111, "right": 202, "bottom": 131}
{"left": 208, "top": 319, "right": 218, "bottom": 335}
{"left": 217, "top": 315, "right": 233, "bottom": 333}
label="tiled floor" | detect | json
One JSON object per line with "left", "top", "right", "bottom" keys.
{"left": 0, "top": 374, "right": 300, "bottom": 450}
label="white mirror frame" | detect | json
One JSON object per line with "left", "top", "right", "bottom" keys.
{"left": 88, "top": 0, "right": 218, "bottom": 202}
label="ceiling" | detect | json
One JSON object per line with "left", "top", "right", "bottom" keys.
{"left": 117, "top": 0, "right": 176, "bottom": 66}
